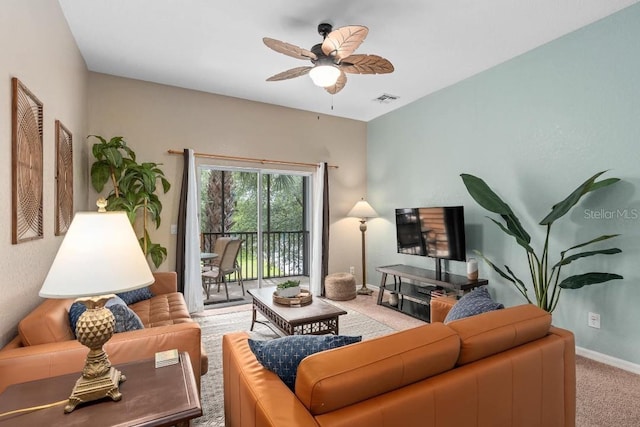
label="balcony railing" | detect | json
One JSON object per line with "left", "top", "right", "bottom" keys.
{"left": 201, "top": 231, "right": 309, "bottom": 281}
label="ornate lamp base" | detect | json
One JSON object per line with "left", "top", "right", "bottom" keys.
{"left": 357, "top": 285, "right": 373, "bottom": 295}
{"left": 65, "top": 294, "right": 123, "bottom": 413}
{"left": 65, "top": 366, "right": 126, "bottom": 413}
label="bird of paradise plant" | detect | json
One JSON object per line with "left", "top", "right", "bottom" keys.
{"left": 460, "top": 171, "right": 623, "bottom": 313}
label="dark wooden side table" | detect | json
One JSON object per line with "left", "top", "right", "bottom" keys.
{"left": 0, "top": 352, "right": 201, "bottom": 427}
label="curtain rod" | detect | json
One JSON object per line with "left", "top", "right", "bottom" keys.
{"left": 167, "top": 149, "right": 338, "bottom": 169}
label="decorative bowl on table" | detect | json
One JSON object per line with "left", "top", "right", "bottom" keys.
{"left": 273, "top": 289, "right": 312, "bottom": 306}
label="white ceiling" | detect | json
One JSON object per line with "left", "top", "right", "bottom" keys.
{"left": 58, "top": 0, "right": 639, "bottom": 122}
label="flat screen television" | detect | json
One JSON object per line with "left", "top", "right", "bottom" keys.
{"left": 396, "top": 206, "right": 466, "bottom": 279}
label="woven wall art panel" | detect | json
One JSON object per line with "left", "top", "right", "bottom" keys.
{"left": 55, "top": 120, "right": 73, "bottom": 235}
{"left": 12, "top": 78, "right": 44, "bottom": 244}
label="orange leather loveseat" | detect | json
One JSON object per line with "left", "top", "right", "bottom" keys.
{"left": 222, "top": 301, "right": 575, "bottom": 427}
{"left": 0, "top": 272, "right": 207, "bottom": 393}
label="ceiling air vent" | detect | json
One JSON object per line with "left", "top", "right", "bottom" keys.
{"left": 373, "top": 93, "right": 399, "bottom": 104}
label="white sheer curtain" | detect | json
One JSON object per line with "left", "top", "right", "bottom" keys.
{"left": 184, "top": 149, "right": 203, "bottom": 313}
{"left": 309, "top": 163, "right": 325, "bottom": 296}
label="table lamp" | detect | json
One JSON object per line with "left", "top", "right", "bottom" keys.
{"left": 347, "top": 199, "right": 378, "bottom": 295}
{"left": 39, "top": 203, "right": 154, "bottom": 413}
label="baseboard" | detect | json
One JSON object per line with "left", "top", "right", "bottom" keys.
{"left": 576, "top": 346, "right": 640, "bottom": 375}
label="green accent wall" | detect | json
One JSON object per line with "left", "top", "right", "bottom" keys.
{"left": 367, "top": 4, "right": 640, "bottom": 363}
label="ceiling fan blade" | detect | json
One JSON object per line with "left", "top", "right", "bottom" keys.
{"left": 266, "top": 66, "right": 313, "bottom": 81}
{"left": 321, "top": 25, "right": 368, "bottom": 60}
{"left": 340, "top": 54, "right": 394, "bottom": 74}
{"left": 325, "top": 70, "right": 347, "bottom": 95}
{"left": 263, "top": 37, "right": 317, "bottom": 61}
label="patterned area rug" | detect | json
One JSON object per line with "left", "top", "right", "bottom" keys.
{"left": 192, "top": 303, "right": 396, "bottom": 426}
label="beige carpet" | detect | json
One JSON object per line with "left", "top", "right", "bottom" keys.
{"left": 193, "top": 286, "right": 640, "bottom": 427}
{"left": 575, "top": 356, "right": 640, "bottom": 426}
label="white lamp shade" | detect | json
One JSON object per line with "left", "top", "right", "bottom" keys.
{"left": 39, "top": 211, "right": 154, "bottom": 298}
{"left": 309, "top": 65, "right": 341, "bottom": 87}
{"left": 348, "top": 200, "right": 378, "bottom": 219}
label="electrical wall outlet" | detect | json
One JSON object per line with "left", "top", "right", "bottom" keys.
{"left": 170, "top": 224, "right": 178, "bottom": 235}
{"left": 349, "top": 266, "right": 355, "bottom": 275}
{"left": 588, "top": 312, "right": 601, "bottom": 329}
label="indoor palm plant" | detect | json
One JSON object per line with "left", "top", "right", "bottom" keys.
{"left": 460, "top": 171, "right": 623, "bottom": 312}
{"left": 90, "top": 135, "right": 171, "bottom": 268}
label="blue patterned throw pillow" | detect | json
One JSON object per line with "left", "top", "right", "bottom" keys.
{"left": 68, "top": 296, "right": 144, "bottom": 337}
{"left": 116, "top": 287, "right": 154, "bottom": 305}
{"left": 444, "top": 286, "right": 504, "bottom": 323}
{"left": 68, "top": 301, "right": 87, "bottom": 336}
{"left": 105, "top": 295, "right": 144, "bottom": 333}
{"left": 248, "top": 334, "right": 362, "bottom": 390}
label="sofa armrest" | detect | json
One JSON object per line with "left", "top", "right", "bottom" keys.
{"left": 149, "top": 271, "right": 178, "bottom": 295}
{"left": 549, "top": 326, "right": 577, "bottom": 427}
{"left": 0, "top": 322, "right": 202, "bottom": 394}
{"left": 429, "top": 295, "right": 458, "bottom": 323}
{"left": 2, "top": 335, "right": 23, "bottom": 350}
{"left": 223, "top": 332, "right": 319, "bottom": 427}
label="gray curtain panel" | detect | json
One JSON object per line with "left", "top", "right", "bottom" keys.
{"left": 175, "top": 148, "right": 190, "bottom": 293}
{"left": 321, "top": 163, "right": 329, "bottom": 295}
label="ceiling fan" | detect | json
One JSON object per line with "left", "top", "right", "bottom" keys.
{"left": 263, "top": 23, "right": 394, "bottom": 94}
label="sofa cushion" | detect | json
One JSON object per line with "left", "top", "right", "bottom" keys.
{"left": 117, "top": 287, "right": 154, "bottom": 305}
{"left": 444, "top": 286, "right": 503, "bottom": 323}
{"left": 248, "top": 335, "right": 362, "bottom": 390}
{"left": 295, "top": 323, "right": 461, "bottom": 415}
{"left": 129, "top": 292, "right": 193, "bottom": 327}
{"left": 446, "top": 304, "right": 552, "bottom": 365}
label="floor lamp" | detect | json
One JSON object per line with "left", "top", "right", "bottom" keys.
{"left": 348, "top": 199, "right": 378, "bottom": 295}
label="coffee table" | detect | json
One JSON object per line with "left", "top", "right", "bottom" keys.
{"left": 248, "top": 287, "right": 347, "bottom": 335}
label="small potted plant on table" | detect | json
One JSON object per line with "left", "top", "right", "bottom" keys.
{"left": 276, "top": 280, "right": 301, "bottom": 298}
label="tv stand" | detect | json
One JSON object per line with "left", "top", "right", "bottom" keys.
{"left": 434, "top": 257, "right": 443, "bottom": 281}
{"left": 376, "top": 264, "right": 488, "bottom": 322}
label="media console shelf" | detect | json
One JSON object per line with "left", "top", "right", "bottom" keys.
{"left": 376, "top": 264, "right": 488, "bottom": 322}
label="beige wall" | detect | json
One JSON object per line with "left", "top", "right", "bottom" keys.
{"left": 0, "top": 3, "right": 368, "bottom": 348}
{"left": 87, "top": 73, "right": 368, "bottom": 280}
{"left": 0, "top": 0, "right": 89, "bottom": 346}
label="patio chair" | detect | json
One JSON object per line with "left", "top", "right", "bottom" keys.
{"left": 202, "top": 237, "right": 231, "bottom": 272}
{"left": 202, "top": 238, "right": 244, "bottom": 301}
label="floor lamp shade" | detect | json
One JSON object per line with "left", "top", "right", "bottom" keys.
{"left": 347, "top": 200, "right": 378, "bottom": 220}
{"left": 348, "top": 199, "right": 377, "bottom": 295}
{"left": 38, "top": 211, "right": 154, "bottom": 413}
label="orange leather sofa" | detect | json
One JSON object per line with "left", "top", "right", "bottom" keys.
{"left": 0, "top": 272, "right": 207, "bottom": 393}
{"left": 222, "top": 300, "right": 575, "bottom": 427}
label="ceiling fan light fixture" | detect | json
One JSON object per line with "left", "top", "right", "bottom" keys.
{"left": 264, "top": 23, "right": 393, "bottom": 94}
{"left": 309, "top": 65, "right": 340, "bottom": 87}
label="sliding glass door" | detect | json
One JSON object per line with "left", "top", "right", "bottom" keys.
{"left": 199, "top": 166, "right": 311, "bottom": 287}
